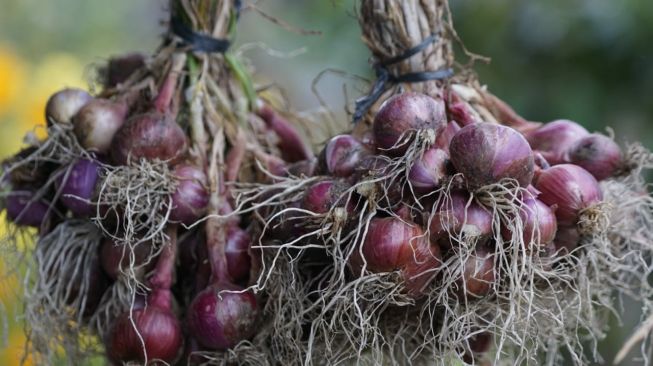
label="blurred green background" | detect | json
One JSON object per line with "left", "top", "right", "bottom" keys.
{"left": 0, "top": 0, "right": 651, "bottom": 364}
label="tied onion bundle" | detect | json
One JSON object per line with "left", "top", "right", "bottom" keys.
{"left": 0, "top": 0, "right": 314, "bottom": 365}
{"left": 236, "top": 0, "right": 653, "bottom": 365}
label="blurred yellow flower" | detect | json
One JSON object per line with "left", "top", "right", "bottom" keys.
{"left": 0, "top": 45, "right": 27, "bottom": 119}
{"left": 1, "top": 330, "right": 33, "bottom": 366}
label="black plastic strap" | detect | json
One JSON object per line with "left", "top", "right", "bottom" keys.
{"left": 353, "top": 33, "right": 454, "bottom": 123}
{"left": 170, "top": 0, "right": 242, "bottom": 53}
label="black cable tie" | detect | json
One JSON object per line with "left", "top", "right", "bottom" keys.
{"left": 353, "top": 33, "right": 453, "bottom": 123}
{"left": 170, "top": 0, "right": 243, "bottom": 54}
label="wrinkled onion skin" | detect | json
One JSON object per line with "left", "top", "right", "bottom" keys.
{"left": 56, "top": 159, "right": 101, "bottom": 217}
{"left": 45, "top": 88, "right": 93, "bottom": 125}
{"left": 373, "top": 92, "right": 446, "bottom": 155}
{"left": 450, "top": 123, "right": 534, "bottom": 189}
{"left": 526, "top": 120, "right": 588, "bottom": 165}
{"left": 169, "top": 164, "right": 209, "bottom": 225}
{"left": 567, "top": 134, "right": 622, "bottom": 181}
{"left": 108, "top": 305, "right": 183, "bottom": 364}
{"left": 111, "top": 113, "right": 188, "bottom": 165}
{"left": 535, "top": 164, "right": 602, "bottom": 226}
{"left": 187, "top": 284, "right": 258, "bottom": 350}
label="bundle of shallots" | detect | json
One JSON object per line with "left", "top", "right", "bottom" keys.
{"left": 239, "top": 1, "right": 653, "bottom": 365}
{"left": 0, "top": 1, "right": 313, "bottom": 365}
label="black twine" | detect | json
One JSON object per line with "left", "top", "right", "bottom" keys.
{"left": 170, "top": 0, "right": 242, "bottom": 53}
{"left": 353, "top": 33, "right": 454, "bottom": 123}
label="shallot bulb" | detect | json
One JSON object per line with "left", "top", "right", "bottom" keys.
{"left": 554, "top": 225, "right": 581, "bottom": 254}
{"left": 457, "top": 245, "right": 496, "bottom": 298}
{"left": 111, "top": 113, "right": 188, "bottom": 165}
{"left": 449, "top": 123, "right": 535, "bottom": 189}
{"left": 408, "top": 147, "right": 448, "bottom": 194}
{"left": 186, "top": 283, "right": 258, "bottom": 350}
{"left": 169, "top": 164, "right": 209, "bottom": 224}
{"left": 100, "top": 239, "right": 153, "bottom": 280}
{"left": 73, "top": 99, "right": 129, "bottom": 153}
{"left": 435, "top": 121, "right": 461, "bottom": 152}
{"left": 353, "top": 217, "right": 442, "bottom": 297}
{"left": 513, "top": 197, "right": 557, "bottom": 250}
{"left": 526, "top": 119, "right": 588, "bottom": 165}
{"left": 225, "top": 226, "right": 252, "bottom": 282}
{"left": 373, "top": 92, "right": 446, "bottom": 155}
{"left": 534, "top": 164, "right": 602, "bottom": 226}
{"left": 567, "top": 133, "right": 622, "bottom": 181}
{"left": 302, "top": 180, "right": 351, "bottom": 214}
{"left": 429, "top": 191, "right": 493, "bottom": 249}
{"left": 45, "top": 88, "right": 93, "bottom": 125}
{"left": 107, "top": 290, "right": 183, "bottom": 364}
{"left": 318, "top": 134, "right": 371, "bottom": 177}
{"left": 5, "top": 189, "right": 51, "bottom": 227}
{"left": 55, "top": 158, "right": 101, "bottom": 217}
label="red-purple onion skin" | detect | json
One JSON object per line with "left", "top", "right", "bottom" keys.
{"left": 449, "top": 123, "right": 535, "bottom": 189}
{"left": 408, "top": 148, "right": 448, "bottom": 193}
{"left": 526, "top": 120, "right": 589, "bottom": 165}
{"left": 45, "top": 88, "right": 93, "bottom": 125}
{"left": 373, "top": 92, "right": 446, "bottom": 155}
{"left": 318, "top": 134, "right": 371, "bottom": 177}
{"left": 350, "top": 155, "right": 391, "bottom": 182}
{"left": 285, "top": 158, "right": 317, "bottom": 178}
{"left": 257, "top": 104, "right": 313, "bottom": 163}
{"left": 73, "top": 99, "right": 128, "bottom": 153}
{"left": 105, "top": 53, "right": 145, "bottom": 88}
{"left": 354, "top": 217, "right": 441, "bottom": 296}
{"left": 534, "top": 164, "right": 602, "bottom": 226}
{"left": 5, "top": 190, "right": 51, "bottom": 227}
{"left": 429, "top": 191, "right": 493, "bottom": 249}
{"left": 513, "top": 197, "right": 557, "bottom": 250}
{"left": 225, "top": 226, "right": 252, "bottom": 282}
{"left": 302, "top": 180, "right": 351, "bottom": 214}
{"left": 111, "top": 113, "right": 188, "bottom": 166}
{"left": 567, "top": 133, "right": 622, "bottom": 181}
{"left": 435, "top": 121, "right": 461, "bottom": 152}
{"left": 100, "top": 239, "right": 153, "bottom": 280}
{"left": 56, "top": 159, "right": 101, "bottom": 217}
{"left": 458, "top": 246, "right": 495, "bottom": 298}
{"left": 169, "top": 164, "right": 209, "bottom": 224}
{"left": 554, "top": 225, "right": 581, "bottom": 254}
{"left": 186, "top": 283, "right": 258, "bottom": 350}
{"left": 108, "top": 303, "right": 183, "bottom": 364}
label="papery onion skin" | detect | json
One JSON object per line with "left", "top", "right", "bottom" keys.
{"left": 526, "top": 119, "right": 588, "bottom": 165}
{"left": 567, "top": 133, "right": 622, "bottom": 181}
{"left": 354, "top": 217, "right": 442, "bottom": 296}
{"left": 186, "top": 283, "right": 258, "bottom": 350}
{"left": 56, "top": 158, "right": 101, "bottom": 217}
{"left": 100, "top": 239, "right": 153, "bottom": 280}
{"left": 435, "top": 121, "right": 461, "bottom": 152}
{"left": 169, "top": 164, "right": 209, "bottom": 225}
{"left": 534, "top": 164, "right": 602, "bottom": 226}
{"left": 318, "top": 134, "right": 371, "bottom": 178}
{"left": 302, "top": 180, "right": 351, "bottom": 214}
{"left": 225, "top": 226, "right": 252, "bottom": 282}
{"left": 373, "top": 92, "right": 446, "bottom": 155}
{"left": 449, "top": 123, "right": 535, "bottom": 189}
{"left": 45, "top": 88, "right": 93, "bottom": 125}
{"left": 429, "top": 191, "right": 493, "bottom": 249}
{"left": 73, "top": 99, "right": 129, "bottom": 153}
{"left": 515, "top": 197, "right": 557, "bottom": 250}
{"left": 408, "top": 147, "right": 448, "bottom": 194}
{"left": 111, "top": 113, "right": 188, "bottom": 165}
{"left": 107, "top": 297, "right": 183, "bottom": 364}
{"left": 458, "top": 246, "right": 496, "bottom": 298}
{"left": 5, "top": 190, "right": 51, "bottom": 227}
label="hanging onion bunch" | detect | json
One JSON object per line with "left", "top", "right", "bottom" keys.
{"left": 235, "top": 1, "right": 653, "bottom": 365}
{"left": 0, "top": 0, "right": 314, "bottom": 364}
